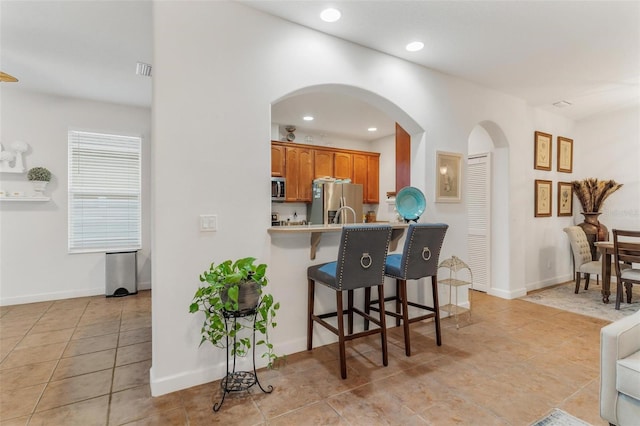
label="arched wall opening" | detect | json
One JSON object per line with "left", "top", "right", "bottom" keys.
{"left": 468, "top": 121, "right": 510, "bottom": 296}
{"left": 270, "top": 84, "right": 426, "bottom": 223}
{"left": 272, "top": 84, "right": 424, "bottom": 137}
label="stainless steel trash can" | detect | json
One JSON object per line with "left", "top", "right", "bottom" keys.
{"left": 106, "top": 251, "right": 138, "bottom": 297}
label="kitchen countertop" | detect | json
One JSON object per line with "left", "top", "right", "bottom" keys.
{"left": 268, "top": 222, "right": 410, "bottom": 259}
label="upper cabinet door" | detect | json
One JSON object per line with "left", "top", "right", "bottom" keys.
{"left": 314, "top": 150, "right": 334, "bottom": 179}
{"left": 271, "top": 143, "right": 286, "bottom": 177}
{"left": 352, "top": 153, "right": 367, "bottom": 186}
{"left": 285, "top": 146, "right": 314, "bottom": 202}
{"left": 298, "top": 148, "right": 314, "bottom": 201}
{"left": 366, "top": 155, "right": 379, "bottom": 203}
{"left": 334, "top": 152, "right": 352, "bottom": 179}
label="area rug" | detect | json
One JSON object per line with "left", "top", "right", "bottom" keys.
{"left": 529, "top": 408, "right": 592, "bottom": 426}
{"left": 520, "top": 280, "right": 640, "bottom": 322}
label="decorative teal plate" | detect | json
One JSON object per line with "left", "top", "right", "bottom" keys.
{"left": 396, "top": 186, "right": 426, "bottom": 221}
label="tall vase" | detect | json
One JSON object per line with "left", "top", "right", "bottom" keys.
{"left": 578, "top": 212, "right": 609, "bottom": 260}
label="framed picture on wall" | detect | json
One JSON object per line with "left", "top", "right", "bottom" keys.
{"left": 557, "top": 181, "right": 573, "bottom": 216}
{"left": 557, "top": 136, "right": 573, "bottom": 173}
{"left": 534, "top": 131, "right": 552, "bottom": 171}
{"left": 535, "top": 179, "right": 552, "bottom": 217}
{"left": 436, "top": 151, "right": 462, "bottom": 203}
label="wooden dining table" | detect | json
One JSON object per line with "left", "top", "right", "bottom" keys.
{"left": 594, "top": 241, "right": 615, "bottom": 303}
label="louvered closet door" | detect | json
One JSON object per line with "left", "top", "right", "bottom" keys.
{"left": 467, "top": 154, "right": 490, "bottom": 293}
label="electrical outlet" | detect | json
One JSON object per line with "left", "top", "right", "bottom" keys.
{"left": 200, "top": 214, "right": 217, "bottom": 232}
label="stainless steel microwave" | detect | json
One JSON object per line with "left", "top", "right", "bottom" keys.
{"left": 271, "top": 177, "right": 285, "bottom": 201}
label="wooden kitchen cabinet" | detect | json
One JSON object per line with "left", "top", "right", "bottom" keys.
{"left": 314, "top": 149, "right": 334, "bottom": 178}
{"left": 334, "top": 152, "right": 352, "bottom": 179}
{"left": 366, "top": 155, "right": 380, "bottom": 203}
{"left": 352, "top": 153, "right": 368, "bottom": 188}
{"left": 285, "top": 146, "right": 313, "bottom": 202}
{"left": 271, "top": 144, "right": 286, "bottom": 177}
{"left": 352, "top": 153, "right": 380, "bottom": 203}
{"left": 271, "top": 141, "right": 380, "bottom": 204}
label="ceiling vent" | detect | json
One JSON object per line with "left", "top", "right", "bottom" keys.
{"left": 136, "top": 62, "right": 152, "bottom": 77}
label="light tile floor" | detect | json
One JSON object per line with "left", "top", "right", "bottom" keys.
{"left": 0, "top": 290, "right": 609, "bottom": 425}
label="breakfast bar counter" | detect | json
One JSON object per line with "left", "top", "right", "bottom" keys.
{"left": 268, "top": 222, "right": 409, "bottom": 259}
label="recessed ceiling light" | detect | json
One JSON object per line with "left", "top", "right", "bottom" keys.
{"left": 320, "top": 8, "right": 341, "bottom": 23}
{"left": 552, "top": 100, "right": 572, "bottom": 108}
{"left": 405, "top": 41, "right": 424, "bottom": 52}
{"left": 367, "top": 127, "right": 377, "bottom": 132}
{"left": 303, "top": 116, "right": 314, "bottom": 121}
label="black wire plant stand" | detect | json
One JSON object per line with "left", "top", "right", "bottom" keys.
{"left": 213, "top": 303, "right": 274, "bottom": 412}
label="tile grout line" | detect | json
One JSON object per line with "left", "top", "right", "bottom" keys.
{"left": 25, "top": 299, "right": 91, "bottom": 424}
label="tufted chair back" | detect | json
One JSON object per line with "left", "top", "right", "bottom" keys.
{"left": 564, "top": 226, "right": 593, "bottom": 268}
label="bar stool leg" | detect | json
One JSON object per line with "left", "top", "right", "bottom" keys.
{"left": 347, "top": 290, "right": 354, "bottom": 335}
{"left": 307, "top": 278, "right": 315, "bottom": 350}
{"left": 363, "top": 287, "right": 371, "bottom": 331}
{"left": 431, "top": 276, "right": 442, "bottom": 346}
{"left": 378, "top": 284, "right": 389, "bottom": 366}
{"left": 395, "top": 280, "right": 401, "bottom": 327}
{"left": 336, "top": 290, "right": 347, "bottom": 379}
{"left": 399, "top": 279, "right": 411, "bottom": 356}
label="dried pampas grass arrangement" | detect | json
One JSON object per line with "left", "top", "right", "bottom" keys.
{"left": 571, "top": 178, "right": 623, "bottom": 213}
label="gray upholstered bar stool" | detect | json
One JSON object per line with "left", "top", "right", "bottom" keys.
{"left": 307, "top": 225, "right": 392, "bottom": 379}
{"left": 366, "top": 223, "right": 448, "bottom": 356}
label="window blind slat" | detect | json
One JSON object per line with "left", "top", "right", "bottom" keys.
{"left": 68, "top": 130, "right": 142, "bottom": 252}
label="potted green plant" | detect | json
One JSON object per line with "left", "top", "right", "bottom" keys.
{"left": 27, "top": 166, "right": 52, "bottom": 195}
{"left": 189, "top": 257, "right": 280, "bottom": 368}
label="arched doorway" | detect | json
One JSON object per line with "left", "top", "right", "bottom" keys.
{"left": 467, "top": 121, "right": 510, "bottom": 295}
{"left": 270, "top": 84, "right": 425, "bottom": 222}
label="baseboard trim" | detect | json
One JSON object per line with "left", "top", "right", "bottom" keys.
{"left": 487, "top": 287, "right": 527, "bottom": 300}
{"left": 150, "top": 336, "right": 312, "bottom": 396}
{"left": 1, "top": 282, "right": 152, "bottom": 306}
{"left": 0, "top": 287, "right": 105, "bottom": 306}
{"left": 526, "top": 274, "right": 574, "bottom": 293}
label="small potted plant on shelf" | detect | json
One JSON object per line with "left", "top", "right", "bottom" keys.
{"left": 189, "top": 257, "right": 280, "bottom": 368}
{"left": 27, "top": 166, "right": 52, "bottom": 195}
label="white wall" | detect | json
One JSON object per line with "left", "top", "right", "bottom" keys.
{"left": 524, "top": 109, "right": 579, "bottom": 291}
{"left": 574, "top": 107, "right": 640, "bottom": 231}
{"left": 0, "top": 88, "right": 152, "bottom": 305}
{"left": 151, "top": 1, "right": 582, "bottom": 395}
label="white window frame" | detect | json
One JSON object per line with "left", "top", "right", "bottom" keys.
{"left": 68, "top": 130, "right": 142, "bottom": 253}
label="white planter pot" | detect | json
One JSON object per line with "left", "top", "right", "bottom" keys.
{"left": 32, "top": 180, "right": 48, "bottom": 195}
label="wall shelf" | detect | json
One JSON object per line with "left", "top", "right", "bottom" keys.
{"left": 0, "top": 196, "right": 50, "bottom": 202}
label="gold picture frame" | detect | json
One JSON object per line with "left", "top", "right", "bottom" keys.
{"left": 436, "top": 151, "right": 462, "bottom": 203}
{"left": 557, "top": 136, "right": 573, "bottom": 173}
{"left": 534, "top": 131, "right": 552, "bottom": 171}
{"left": 535, "top": 179, "right": 552, "bottom": 217}
{"left": 557, "top": 181, "right": 573, "bottom": 216}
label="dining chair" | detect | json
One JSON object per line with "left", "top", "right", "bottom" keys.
{"left": 307, "top": 225, "right": 392, "bottom": 379}
{"left": 365, "top": 223, "right": 448, "bottom": 356}
{"left": 563, "top": 226, "right": 602, "bottom": 293}
{"left": 612, "top": 229, "right": 640, "bottom": 310}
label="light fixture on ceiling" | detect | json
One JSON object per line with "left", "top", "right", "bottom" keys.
{"left": 136, "top": 62, "right": 152, "bottom": 77}
{"left": 553, "top": 100, "right": 572, "bottom": 108}
{"left": 405, "top": 41, "right": 424, "bottom": 52}
{"left": 320, "top": 8, "right": 341, "bottom": 22}
{"left": 367, "top": 127, "right": 377, "bottom": 132}
{"left": 0, "top": 71, "right": 18, "bottom": 82}
{"left": 303, "top": 115, "right": 314, "bottom": 121}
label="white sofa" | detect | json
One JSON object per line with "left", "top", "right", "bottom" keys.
{"left": 600, "top": 309, "right": 640, "bottom": 425}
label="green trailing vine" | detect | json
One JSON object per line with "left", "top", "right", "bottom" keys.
{"left": 189, "top": 257, "right": 281, "bottom": 368}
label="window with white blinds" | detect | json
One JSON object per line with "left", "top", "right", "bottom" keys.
{"left": 68, "top": 130, "right": 141, "bottom": 252}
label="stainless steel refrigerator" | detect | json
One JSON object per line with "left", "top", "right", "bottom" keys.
{"left": 307, "top": 182, "right": 363, "bottom": 225}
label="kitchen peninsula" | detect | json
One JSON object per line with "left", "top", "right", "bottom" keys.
{"left": 268, "top": 222, "right": 409, "bottom": 260}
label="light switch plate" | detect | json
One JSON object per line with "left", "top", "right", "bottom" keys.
{"left": 200, "top": 214, "right": 217, "bottom": 232}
